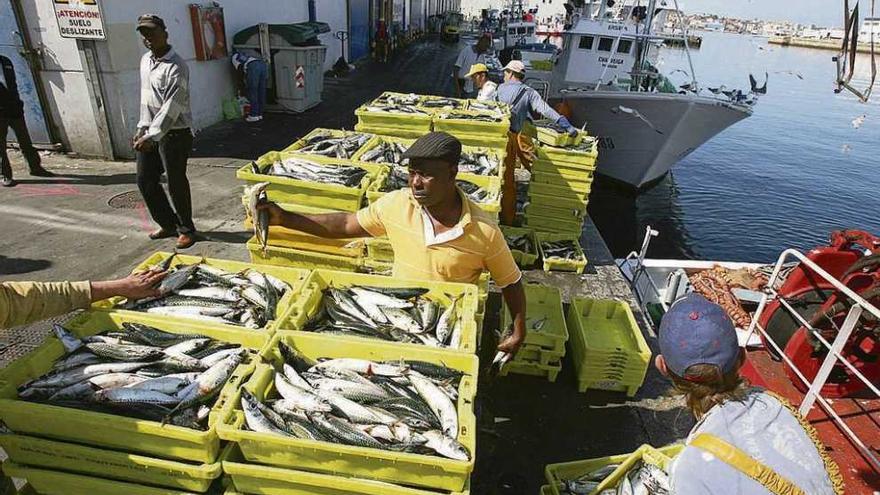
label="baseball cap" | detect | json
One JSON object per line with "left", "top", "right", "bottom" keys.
{"left": 137, "top": 14, "right": 166, "bottom": 31}
{"left": 465, "top": 63, "right": 489, "bottom": 78}
{"left": 402, "top": 132, "right": 462, "bottom": 164}
{"left": 658, "top": 293, "right": 740, "bottom": 379}
{"left": 503, "top": 60, "right": 526, "bottom": 75}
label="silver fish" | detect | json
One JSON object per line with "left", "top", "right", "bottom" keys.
{"left": 407, "top": 372, "right": 458, "bottom": 437}
{"left": 422, "top": 430, "right": 470, "bottom": 461}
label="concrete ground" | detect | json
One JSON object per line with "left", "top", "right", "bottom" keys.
{"left": 0, "top": 35, "right": 691, "bottom": 493}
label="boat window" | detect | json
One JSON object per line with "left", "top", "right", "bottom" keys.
{"left": 509, "top": 28, "right": 516, "bottom": 35}
{"left": 527, "top": 27, "right": 534, "bottom": 34}
{"left": 598, "top": 37, "right": 614, "bottom": 52}
{"left": 518, "top": 27, "right": 527, "bottom": 34}
{"left": 578, "top": 35, "right": 594, "bottom": 50}
{"left": 617, "top": 39, "right": 633, "bottom": 53}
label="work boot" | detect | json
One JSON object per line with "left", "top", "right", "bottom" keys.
{"left": 148, "top": 227, "right": 177, "bottom": 240}
{"left": 1, "top": 176, "right": 16, "bottom": 187}
{"left": 29, "top": 166, "right": 56, "bottom": 177}
{"left": 176, "top": 232, "right": 196, "bottom": 249}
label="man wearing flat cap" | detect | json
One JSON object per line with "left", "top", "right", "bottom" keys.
{"left": 134, "top": 14, "right": 196, "bottom": 249}
{"left": 258, "top": 132, "right": 528, "bottom": 354}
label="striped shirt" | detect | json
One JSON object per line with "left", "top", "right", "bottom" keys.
{"left": 495, "top": 80, "right": 561, "bottom": 133}
{"left": 138, "top": 47, "right": 192, "bottom": 141}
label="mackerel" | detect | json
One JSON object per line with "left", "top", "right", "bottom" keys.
{"left": 350, "top": 287, "right": 414, "bottom": 309}
{"left": 383, "top": 307, "right": 424, "bottom": 334}
{"left": 407, "top": 372, "right": 458, "bottom": 437}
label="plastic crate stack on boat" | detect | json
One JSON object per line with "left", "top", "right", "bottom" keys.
{"left": 543, "top": 444, "right": 683, "bottom": 495}
{"left": 0, "top": 303, "right": 270, "bottom": 495}
{"left": 498, "top": 284, "right": 569, "bottom": 382}
{"left": 217, "top": 332, "right": 480, "bottom": 495}
{"left": 565, "top": 298, "right": 652, "bottom": 397}
{"left": 523, "top": 135, "right": 599, "bottom": 237}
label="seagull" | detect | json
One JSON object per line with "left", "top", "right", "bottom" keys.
{"left": 773, "top": 69, "right": 804, "bottom": 80}
{"left": 707, "top": 85, "right": 727, "bottom": 95}
{"left": 669, "top": 69, "right": 689, "bottom": 77}
{"left": 749, "top": 72, "right": 768, "bottom": 95}
{"left": 841, "top": 144, "right": 853, "bottom": 153}
{"left": 679, "top": 83, "right": 695, "bottom": 92}
{"left": 851, "top": 114, "right": 867, "bottom": 129}
{"left": 611, "top": 105, "right": 664, "bottom": 134}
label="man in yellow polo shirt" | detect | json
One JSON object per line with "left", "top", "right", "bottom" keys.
{"left": 258, "top": 132, "right": 526, "bottom": 353}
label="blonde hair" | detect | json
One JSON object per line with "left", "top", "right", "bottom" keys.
{"left": 668, "top": 364, "right": 751, "bottom": 419}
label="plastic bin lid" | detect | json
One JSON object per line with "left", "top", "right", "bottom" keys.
{"left": 233, "top": 22, "right": 331, "bottom": 47}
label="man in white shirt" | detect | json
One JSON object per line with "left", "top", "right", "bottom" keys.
{"left": 465, "top": 63, "right": 497, "bottom": 101}
{"left": 133, "top": 14, "right": 196, "bottom": 249}
{"left": 452, "top": 34, "right": 492, "bottom": 98}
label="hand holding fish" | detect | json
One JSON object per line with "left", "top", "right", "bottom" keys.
{"left": 255, "top": 200, "right": 287, "bottom": 226}
{"left": 496, "top": 331, "right": 523, "bottom": 354}
{"left": 91, "top": 270, "right": 167, "bottom": 302}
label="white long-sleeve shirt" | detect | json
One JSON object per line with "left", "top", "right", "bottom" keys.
{"left": 137, "top": 47, "right": 192, "bottom": 141}
{"left": 477, "top": 80, "right": 497, "bottom": 101}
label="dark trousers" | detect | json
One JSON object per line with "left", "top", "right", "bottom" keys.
{"left": 0, "top": 115, "right": 42, "bottom": 179}
{"left": 136, "top": 129, "right": 195, "bottom": 234}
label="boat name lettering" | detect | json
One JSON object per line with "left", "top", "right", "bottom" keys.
{"left": 597, "top": 57, "right": 625, "bottom": 65}
{"left": 608, "top": 25, "right": 624, "bottom": 31}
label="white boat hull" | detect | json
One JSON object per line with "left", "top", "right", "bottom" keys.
{"left": 551, "top": 91, "right": 752, "bottom": 188}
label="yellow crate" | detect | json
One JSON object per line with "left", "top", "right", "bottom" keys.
{"left": 223, "top": 445, "right": 471, "bottom": 495}
{"left": 0, "top": 311, "right": 259, "bottom": 463}
{"left": 501, "top": 283, "right": 568, "bottom": 350}
{"left": 277, "top": 269, "right": 480, "bottom": 354}
{"left": 500, "top": 226, "right": 540, "bottom": 267}
{"left": 0, "top": 434, "right": 226, "bottom": 492}
{"left": 540, "top": 484, "right": 553, "bottom": 495}
{"left": 533, "top": 121, "right": 584, "bottom": 148}
{"left": 433, "top": 110, "right": 510, "bottom": 138}
{"left": 2, "top": 462, "right": 204, "bottom": 495}
{"left": 544, "top": 444, "right": 683, "bottom": 495}
{"left": 498, "top": 359, "right": 561, "bottom": 381}
{"left": 526, "top": 215, "right": 584, "bottom": 236}
{"left": 535, "top": 141, "right": 599, "bottom": 168}
{"left": 459, "top": 175, "right": 502, "bottom": 216}
{"left": 354, "top": 123, "right": 428, "bottom": 140}
{"left": 247, "top": 237, "right": 363, "bottom": 273}
{"left": 237, "top": 152, "right": 385, "bottom": 211}
{"left": 565, "top": 298, "right": 651, "bottom": 397}
{"left": 93, "top": 252, "right": 311, "bottom": 333}
{"left": 217, "top": 332, "right": 479, "bottom": 492}
{"left": 528, "top": 180, "right": 591, "bottom": 203}
{"left": 525, "top": 201, "right": 588, "bottom": 221}
{"left": 512, "top": 343, "right": 566, "bottom": 366}
{"left": 417, "top": 95, "right": 469, "bottom": 114}
{"left": 536, "top": 233, "right": 588, "bottom": 274}
{"left": 360, "top": 257, "right": 394, "bottom": 276}
{"left": 355, "top": 106, "right": 433, "bottom": 133}
{"left": 280, "top": 128, "right": 374, "bottom": 156}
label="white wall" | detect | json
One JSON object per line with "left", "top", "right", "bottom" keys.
{"left": 19, "top": 0, "right": 105, "bottom": 156}
{"left": 316, "top": 0, "right": 348, "bottom": 67}
{"left": 24, "top": 0, "right": 352, "bottom": 158}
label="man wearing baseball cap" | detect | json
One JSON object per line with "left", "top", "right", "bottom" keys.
{"left": 495, "top": 60, "right": 577, "bottom": 225}
{"left": 257, "top": 132, "right": 528, "bottom": 354}
{"left": 134, "top": 14, "right": 196, "bottom": 249}
{"left": 657, "top": 293, "right": 840, "bottom": 494}
{"left": 465, "top": 63, "right": 497, "bottom": 102}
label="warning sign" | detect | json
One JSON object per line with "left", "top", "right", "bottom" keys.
{"left": 295, "top": 66, "right": 305, "bottom": 88}
{"left": 53, "top": 0, "right": 106, "bottom": 40}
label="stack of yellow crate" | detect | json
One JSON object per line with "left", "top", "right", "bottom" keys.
{"left": 566, "top": 298, "right": 652, "bottom": 397}
{"left": 524, "top": 136, "right": 599, "bottom": 237}
{"left": 498, "top": 284, "right": 569, "bottom": 382}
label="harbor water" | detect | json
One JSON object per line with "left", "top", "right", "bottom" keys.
{"left": 588, "top": 31, "right": 880, "bottom": 262}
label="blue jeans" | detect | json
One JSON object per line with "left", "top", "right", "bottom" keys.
{"left": 246, "top": 60, "right": 268, "bottom": 117}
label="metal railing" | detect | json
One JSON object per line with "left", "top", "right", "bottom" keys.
{"left": 745, "top": 248, "right": 880, "bottom": 474}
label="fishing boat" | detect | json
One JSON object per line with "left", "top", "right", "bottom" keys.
{"left": 499, "top": 0, "right": 559, "bottom": 66}
{"left": 618, "top": 227, "right": 880, "bottom": 492}
{"left": 529, "top": 0, "right": 756, "bottom": 188}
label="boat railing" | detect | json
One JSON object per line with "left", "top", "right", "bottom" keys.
{"left": 745, "top": 249, "right": 880, "bottom": 474}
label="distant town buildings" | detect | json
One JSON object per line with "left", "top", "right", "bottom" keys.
{"left": 678, "top": 13, "right": 879, "bottom": 40}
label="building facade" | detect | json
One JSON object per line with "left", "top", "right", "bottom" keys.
{"left": 2, "top": 0, "right": 458, "bottom": 159}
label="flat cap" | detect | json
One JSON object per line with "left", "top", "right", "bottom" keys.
{"left": 137, "top": 14, "right": 166, "bottom": 31}
{"left": 402, "top": 132, "right": 462, "bottom": 164}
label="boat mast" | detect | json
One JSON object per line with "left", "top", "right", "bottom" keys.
{"left": 671, "top": 0, "right": 699, "bottom": 91}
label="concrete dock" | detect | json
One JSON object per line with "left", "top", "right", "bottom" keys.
{"left": 0, "top": 35, "right": 690, "bottom": 493}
